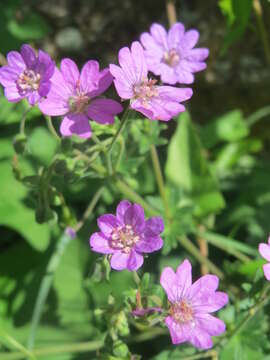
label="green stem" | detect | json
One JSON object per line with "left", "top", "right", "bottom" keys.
{"left": 0, "top": 330, "right": 36, "bottom": 360}
{"left": 246, "top": 105, "right": 270, "bottom": 127}
{"left": 45, "top": 116, "right": 60, "bottom": 142}
{"left": 20, "top": 107, "right": 31, "bottom": 135}
{"left": 1, "top": 340, "right": 103, "bottom": 360}
{"left": 108, "top": 107, "right": 130, "bottom": 155}
{"left": 253, "top": 0, "right": 270, "bottom": 66}
{"left": 27, "top": 233, "right": 72, "bottom": 350}
{"left": 133, "top": 271, "right": 141, "bottom": 285}
{"left": 220, "top": 282, "right": 270, "bottom": 348}
{"left": 179, "top": 236, "right": 224, "bottom": 279}
{"left": 114, "top": 177, "right": 159, "bottom": 216}
{"left": 28, "top": 189, "right": 104, "bottom": 350}
{"left": 74, "top": 186, "right": 105, "bottom": 232}
{"left": 150, "top": 145, "right": 171, "bottom": 221}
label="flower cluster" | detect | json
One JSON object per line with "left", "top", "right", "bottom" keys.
{"left": 0, "top": 21, "right": 207, "bottom": 138}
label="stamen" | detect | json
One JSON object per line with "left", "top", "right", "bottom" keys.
{"left": 110, "top": 225, "right": 140, "bottom": 253}
{"left": 133, "top": 78, "right": 158, "bottom": 106}
{"left": 163, "top": 49, "right": 180, "bottom": 67}
{"left": 170, "top": 299, "right": 194, "bottom": 323}
{"left": 17, "top": 70, "right": 41, "bottom": 94}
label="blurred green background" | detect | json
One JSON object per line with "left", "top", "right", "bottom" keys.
{"left": 0, "top": 0, "right": 270, "bottom": 359}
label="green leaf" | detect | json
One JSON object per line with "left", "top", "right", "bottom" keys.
{"left": 0, "top": 139, "right": 50, "bottom": 251}
{"left": 199, "top": 110, "right": 249, "bottom": 149}
{"left": 28, "top": 127, "right": 58, "bottom": 166}
{"left": 165, "top": 112, "right": 225, "bottom": 217}
{"left": 7, "top": 11, "right": 51, "bottom": 40}
{"left": 220, "top": 0, "right": 253, "bottom": 51}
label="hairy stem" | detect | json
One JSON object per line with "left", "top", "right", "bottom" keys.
{"left": 19, "top": 106, "right": 31, "bottom": 135}
{"left": 166, "top": 0, "right": 177, "bottom": 26}
{"left": 45, "top": 116, "right": 61, "bottom": 141}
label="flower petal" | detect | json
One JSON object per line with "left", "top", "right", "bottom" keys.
{"left": 193, "top": 291, "right": 229, "bottom": 313}
{"left": 263, "top": 263, "right": 270, "bottom": 281}
{"left": 87, "top": 98, "right": 122, "bottom": 124}
{"left": 118, "top": 45, "right": 138, "bottom": 84}
{"left": 196, "top": 314, "right": 226, "bottom": 336}
{"left": 180, "top": 59, "right": 207, "bottom": 73}
{"left": 175, "top": 259, "right": 192, "bottom": 296}
{"left": 168, "top": 22, "right": 185, "bottom": 49}
{"left": 135, "top": 236, "right": 163, "bottom": 253}
{"left": 160, "top": 267, "right": 178, "bottom": 302}
{"left": 158, "top": 85, "right": 193, "bottom": 103}
{"left": 189, "top": 274, "right": 219, "bottom": 300}
{"left": 150, "top": 23, "right": 168, "bottom": 49}
{"left": 140, "top": 32, "right": 164, "bottom": 57}
{"left": 180, "top": 30, "right": 200, "bottom": 51}
{"left": 144, "top": 217, "right": 164, "bottom": 237}
{"left": 127, "top": 250, "right": 144, "bottom": 271}
{"left": 97, "top": 214, "right": 120, "bottom": 236}
{"left": 131, "top": 41, "right": 148, "bottom": 82}
{"left": 60, "top": 114, "right": 92, "bottom": 138}
{"left": 27, "top": 91, "right": 40, "bottom": 105}
{"left": 109, "top": 64, "right": 134, "bottom": 99}
{"left": 189, "top": 328, "right": 213, "bottom": 349}
{"left": 89, "top": 232, "right": 114, "bottom": 254}
{"left": 259, "top": 243, "right": 270, "bottom": 262}
{"left": 21, "top": 44, "right": 37, "bottom": 68}
{"left": 124, "top": 204, "right": 145, "bottom": 233}
{"left": 110, "top": 251, "right": 130, "bottom": 270}
{"left": 60, "top": 58, "right": 80, "bottom": 89}
{"left": 185, "top": 48, "right": 209, "bottom": 62}
{"left": 89, "top": 68, "right": 113, "bottom": 98}
{"left": 80, "top": 60, "right": 100, "bottom": 94}
{"left": 165, "top": 316, "right": 190, "bottom": 344}
{"left": 116, "top": 200, "right": 132, "bottom": 223}
{"left": 4, "top": 85, "right": 22, "bottom": 102}
{"left": 7, "top": 51, "right": 25, "bottom": 71}
{"left": 0, "top": 66, "right": 19, "bottom": 87}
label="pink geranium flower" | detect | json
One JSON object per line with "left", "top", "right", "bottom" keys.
{"left": 0, "top": 44, "right": 55, "bottom": 105}
{"left": 258, "top": 236, "right": 270, "bottom": 280}
{"left": 140, "top": 23, "right": 209, "bottom": 85}
{"left": 109, "top": 41, "right": 192, "bottom": 121}
{"left": 89, "top": 200, "right": 164, "bottom": 271}
{"left": 39, "top": 58, "right": 123, "bottom": 138}
{"left": 160, "top": 259, "right": 228, "bottom": 349}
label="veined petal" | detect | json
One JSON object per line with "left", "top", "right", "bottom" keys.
{"left": 123, "top": 204, "right": 145, "bottom": 233}
{"left": 118, "top": 45, "right": 138, "bottom": 84}
{"left": 7, "top": 51, "right": 25, "bottom": 71}
{"left": 179, "top": 29, "right": 200, "bottom": 51}
{"left": 87, "top": 98, "right": 122, "bottom": 124}
{"left": 196, "top": 314, "right": 226, "bottom": 336}
{"left": 116, "top": 200, "right": 132, "bottom": 223}
{"left": 157, "top": 85, "right": 193, "bottom": 102}
{"left": 168, "top": 22, "right": 185, "bottom": 48}
{"left": 60, "top": 114, "right": 92, "bottom": 138}
{"left": 135, "top": 236, "right": 163, "bottom": 253}
{"left": 150, "top": 23, "right": 168, "bottom": 49}
{"left": 110, "top": 64, "right": 134, "bottom": 99}
{"left": 60, "top": 58, "right": 80, "bottom": 88}
{"left": 189, "top": 328, "right": 213, "bottom": 349}
{"left": 127, "top": 250, "right": 144, "bottom": 271}
{"left": 259, "top": 243, "right": 270, "bottom": 262}
{"left": 110, "top": 251, "right": 130, "bottom": 271}
{"left": 131, "top": 41, "right": 148, "bottom": 82}
{"left": 80, "top": 60, "right": 100, "bottom": 94}
{"left": 0, "top": 66, "right": 19, "bottom": 86}
{"left": 144, "top": 217, "right": 164, "bottom": 237}
{"left": 89, "top": 68, "right": 113, "bottom": 97}
{"left": 97, "top": 214, "right": 120, "bottom": 236}
{"left": 165, "top": 316, "right": 190, "bottom": 344}
{"left": 21, "top": 44, "right": 36, "bottom": 68}
{"left": 90, "top": 232, "right": 114, "bottom": 254}
{"left": 185, "top": 48, "right": 209, "bottom": 62}
{"left": 160, "top": 267, "right": 178, "bottom": 302}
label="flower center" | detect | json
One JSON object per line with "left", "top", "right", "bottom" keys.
{"left": 110, "top": 224, "right": 140, "bottom": 253}
{"left": 68, "top": 92, "right": 91, "bottom": 114}
{"left": 163, "top": 49, "right": 180, "bottom": 67}
{"left": 17, "top": 69, "right": 41, "bottom": 94}
{"left": 169, "top": 299, "right": 194, "bottom": 323}
{"left": 133, "top": 78, "right": 158, "bottom": 105}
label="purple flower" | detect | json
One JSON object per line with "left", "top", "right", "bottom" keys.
{"left": 109, "top": 41, "right": 192, "bottom": 121}
{"left": 0, "top": 44, "right": 55, "bottom": 105}
{"left": 160, "top": 259, "right": 228, "bottom": 349}
{"left": 132, "top": 307, "right": 163, "bottom": 316}
{"left": 258, "top": 236, "right": 270, "bottom": 280}
{"left": 39, "top": 58, "right": 123, "bottom": 139}
{"left": 89, "top": 200, "right": 164, "bottom": 271}
{"left": 140, "top": 23, "right": 209, "bottom": 85}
